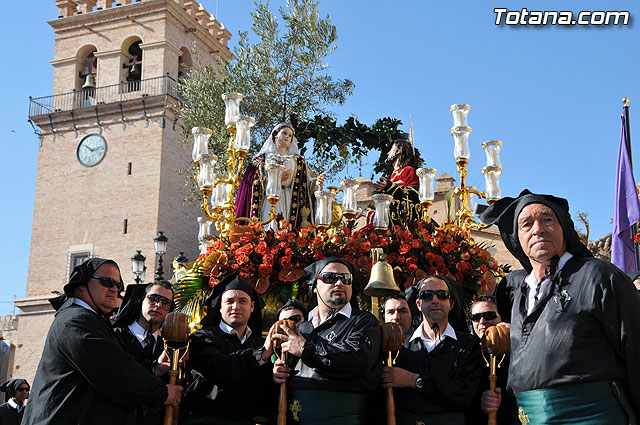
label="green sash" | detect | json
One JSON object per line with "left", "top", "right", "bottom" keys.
{"left": 516, "top": 380, "right": 637, "bottom": 425}
{"left": 290, "top": 389, "right": 367, "bottom": 425}
{"left": 397, "top": 411, "right": 465, "bottom": 425}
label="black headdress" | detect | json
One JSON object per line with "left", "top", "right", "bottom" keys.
{"left": 49, "top": 258, "right": 123, "bottom": 311}
{"left": 304, "top": 257, "right": 364, "bottom": 310}
{"left": 200, "top": 274, "right": 265, "bottom": 332}
{"left": 0, "top": 379, "right": 28, "bottom": 402}
{"left": 479, "top": 189, "right": 592, "bottom": 273}
{"left": 277, "top": 298, "right": 308, "bottom": 319}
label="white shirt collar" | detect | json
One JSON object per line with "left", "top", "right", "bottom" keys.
{"left": 308, "top": 303, "right": 352, "bottom": 328}
{"left": 409, "top": 322, "right": 457, "bottom": 353}
{"left": 8, "top": 398, "right": 24, "bottom": 412}
{"left": 219, "top": 320, "right": 253, "bottom": 344}
{"left": 524, "top": 251, "right": 573, "bottom": 315}
{"left": 128, "top": 320, "right": 159, "bottom": 347}
{"left": 73, "top": 298, "right": 96, "bottom": 313}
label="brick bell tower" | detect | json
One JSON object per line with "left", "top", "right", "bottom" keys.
{"left": 17, "top": 0, "right": 231, "bottom": 381}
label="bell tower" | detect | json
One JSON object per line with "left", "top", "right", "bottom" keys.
{"left": 17, "top": 0, "right": 231, "bottom": 381}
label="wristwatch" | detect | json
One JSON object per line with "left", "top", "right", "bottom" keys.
{"left": 415, "top": 376, "right": 423, "bottom": 389}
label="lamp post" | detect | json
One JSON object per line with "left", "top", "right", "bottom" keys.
{"left": 131, "top": 250, "right": 146, "bottom": 284}
{"left": 154, "top": 231, "right": 168, "bottom": 281}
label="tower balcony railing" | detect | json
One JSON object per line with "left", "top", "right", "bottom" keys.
{"left": 28, "top": 74, "right": 181, "bottom": 118}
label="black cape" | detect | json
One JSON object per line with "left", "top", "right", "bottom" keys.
{"left": 393, "top": 330, "right": 482, "bottom": 416}
{"left": 22, "top": 298, "right": 168, "bottom": 425}
{"left": 0, "top": 402, "right": 24, "bottom": 425}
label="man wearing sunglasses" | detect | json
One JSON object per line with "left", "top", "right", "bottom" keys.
{"left": 0, "top": 379, "right": 30, "bottom": 425}
{"left": 277, "top": 298, "right": 308, "bottom": 323}
{"left": 381, "top": 275, "right": 481, "bottom": 424}
{"left": 272, "top": 257, "right": 382, "bottom": 424}
{"left": 23, "top": 258, "right": 183, "bottom": 425}
{"left": 465, "top": 295, "right": 518, "bottom": 425}
{"left": 480, "top": 190, "right": 640, "bottom": 423}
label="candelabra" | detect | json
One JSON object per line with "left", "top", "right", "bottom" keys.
{"left": 449, "top": 104, "right": 503, "bottom": 231}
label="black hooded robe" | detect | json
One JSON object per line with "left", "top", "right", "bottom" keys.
{"left": 22, "top": 298, "right": 168, "bottom": 425}
{"left": 0, "top": 402, "right": 23, "bottom": 425}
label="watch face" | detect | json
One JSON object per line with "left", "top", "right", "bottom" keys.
{"left": 77, "top": 134, "right": 107, "bottom": 167}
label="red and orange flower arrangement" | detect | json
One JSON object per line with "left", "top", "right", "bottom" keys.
{"left": 175, "top": 218, "right": 506, "bottom": 312}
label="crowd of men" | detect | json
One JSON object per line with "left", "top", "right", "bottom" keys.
{"left": 3, "top": 189, "right": 640, "bottom": 425}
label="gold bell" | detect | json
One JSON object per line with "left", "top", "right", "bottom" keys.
{"left": 364, "top": 248, "right": 400, "bottom": 297}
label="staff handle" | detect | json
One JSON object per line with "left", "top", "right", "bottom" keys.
{"left": 386, "top": 351, "right": 396, "bottom": 425}
{"left": 487, "top": 353, "right": 497, "bottom": 425}
{"left": 277, "top": 351, "right": 288, "bottom": 425}
{"left": 163, "top": 348, "right": 180, "bottom": 425}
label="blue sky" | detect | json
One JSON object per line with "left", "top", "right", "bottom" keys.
{"left": 0, "top": 1, "right": 638, "bottom": 314}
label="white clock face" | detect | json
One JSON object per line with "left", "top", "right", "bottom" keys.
{"left": 77, "top": 134, "right": 107, "bottom": 167}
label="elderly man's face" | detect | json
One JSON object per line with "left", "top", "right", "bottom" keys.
{"left": 384, "top": 297, "right": 412, "bottom": 334}
{"left": 315, "top": 262, "right": 352, "bottom": 308}
{"left": 85, "top": 263, "right": 121, "bottom": 314}
{"left": 517, "top": 203, "right": 567, "bottom": 264}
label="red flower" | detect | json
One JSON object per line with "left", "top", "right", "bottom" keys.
{"left": 270, "top": 246, "right": 279, "bottom": 255}
{"left": 275, "top": 230, "right": 287, "bottom": 240}
{"left": 287, "top": 232, "right": 297, "bottom": 243}
{"left": 241, "top": 244, "right": 254, "bottom": 255}
{"left": 400, "top": 231, "right": 413, "bottom": 243}
{"left": 237, "top": 254, "right": 249, "bottom": 265}
{"left": 296, "top": 237, "right": 307, "bottom": 248}
{"left": 360, "top": 241, "right": 371, "bottom": 253}
{"left": 441, "top": 243, "right": 454, "bottom": 254}
{"left": 299, "top": 228, "right": 310, "bottom": 238}
{"left": 455, "top": 272, "right": 465, "bottom": 282}
{"left": 263, "top": 254, "right": 275, "bottom": 266}
{"left": 255, "top": 241, "right": 268, "bottom": 255}
{"left": 368, "top": 233, "right": 379, "bottom": 244}
{"left": 230, "top": 242, "right": 240, "bottom": 251}
{"left": 407, "top": 264, "right": 418, "bottom": 273}
{"left": 280, "top": 256, "right": 291, "bottom": 268}
{"left": 480, "top": 264, "right": 488, "bottom": 274}
{"left": 399, "top": 243, "right": 411, "bottom": 254}
{"left": 456, "top": 261, "right": 473, "bottom": 274}
{"left": 330, "top": 235, "right": 343, "bottom": 245}
{"left": 460, "top": 251, "right": 471, "bottom": 261}
{"left": 241, "top": 232, "right": 254, "bottom": 243}
{"left": 284, "top": 248, "right": 293, "bottom": 256}
{"left": 342, "top": 226, "right": 352, "bottom": 237}
{"left": 377, "top": 237, "right": 390, "bottom": 247}
{"left": 312, "top": 238, "right": 324, "bottom": 249}
{"left": 411, "top": 239, "right": 423, "bottom": 249}
{"left": 258, "top": 264, "right": 272, "bottom": 277}
{"left": 406, "top": 256, "right": 417, "bottom": 265}
{"left": 313, "top": 250, "right": 325, "bottom": 260}
{"left": 397, "top": 255, "right": 405, "bottom": 264}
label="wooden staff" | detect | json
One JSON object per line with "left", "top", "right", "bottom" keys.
{"left": 273, "top": 319, "right": 299, "bottom": 425}
{"left": 481, "top": 325, "right": 510, "bottom": 425}
{"left": 161, "top": 311, "right": 190, "bottom": 425}
{"left": 381, "top": 322, "right": 404, "bottom": 425}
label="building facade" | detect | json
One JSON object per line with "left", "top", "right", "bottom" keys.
{"left": 17, "top": 0, "right": 230, "bottom": 382}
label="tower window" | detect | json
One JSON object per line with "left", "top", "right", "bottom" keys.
{"left": 128, "top": 162, "right": 132, "bottom": 175}
{"left": 123, "top": 219, "right": 128, "bottom": 234}
{"left": 123, "top": 41, "right": 143, "bottom": 92}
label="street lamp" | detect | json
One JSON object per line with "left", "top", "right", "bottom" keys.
{"left": 154, "top": 231, "right": 168, "bottom": 281}
{"left": 131, "top": 250, "right": 146, "bottom": 284}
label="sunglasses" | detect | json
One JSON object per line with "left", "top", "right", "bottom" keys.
{"left": 146, "top": 293, "right": 172, "bottom": 309}
{"left": 318, "top": 272, "right": 352, "bottom": 285}
{"left": 470, "top": 311, "right": 498, "bottom": 322}
{"left": 286, "top": 314, "right": 303, "bottom": 323}
{"left": 17, "top": 387, "right": 30, "bottom": 392}
{"left": 418, "top": 289, "right": 450, "bottom": 301}
{"left": 92, "top": 276, "right": 124, "bottom": 293}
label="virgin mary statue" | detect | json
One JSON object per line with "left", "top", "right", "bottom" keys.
{"left": 235, "top": 123, "right": 324, "bottom": 230}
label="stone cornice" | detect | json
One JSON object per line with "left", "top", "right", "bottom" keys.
{"left": 140, "top": 40, "right": 182, "bottom": 57}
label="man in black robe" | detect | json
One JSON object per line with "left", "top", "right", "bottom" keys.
{"left": 273, "top": 257, "right": 382, "bottom": 424}
{"left": 465, "top": 295, "right": 517, "bottom": 425}
{"left": 480, "top": 189, "right": 640, "bottom": 423}
{"left": 382, "top": 275, "right": 481, "bottom": 425}
{"left": 22, "top": 258, "right": 182, "bottom": 425}
{"left": 0, "top": 379, "right": 29, "bottom": 425}
{"left": 112, "top": 280, "right": 175, "bottom": 424}
{"left": 182, "top": 274, "right": 272, "bottom": 425}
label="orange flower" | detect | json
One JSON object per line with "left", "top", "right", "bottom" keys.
{"left": 313, "top": 250, "right": 325, "bottom": 260}
{"left": 275, "top": 230, "right": 287, "bottom": 240}
{"left": 263, "top": 254, "right": 275, "bottom": 266}
{"left": 407, "top": 263, "right": 418, "bottom": 273}
{"left": 237, "top": 254, "right": 249, "bottom": 265}
{"left": 280, "top": 256, "right": 291, "bottom": 268}
{"left": 460, "top": 251, "right": 471, "bottom": 261}
{"left": 241, "top": 232, "right": 254, "bottom": 243}
{"left": 312, "top": 238, "right": 324, "bottom": 249}
{"left": 241, "top": 244, "right": 254, "bottom": 255}
{"left": 287, "top": 232, "right": 297, "bottom": 243}
{"left": 330, "top": 235, "right": 343, "bottom": 245}
{"left": 255, "top": 241, "right": 268, "bottom": 255}
{"left": 296, "top": 237, "right": 307, "bottom": 247}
